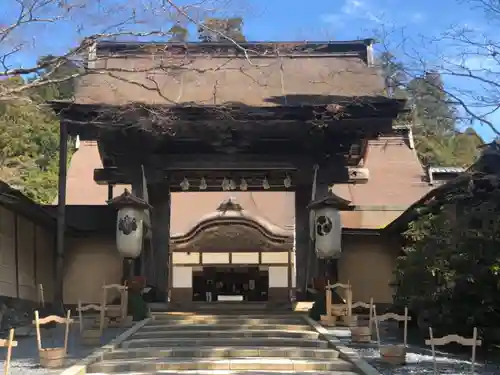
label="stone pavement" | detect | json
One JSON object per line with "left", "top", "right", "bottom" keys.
{"left": 86, "top": 311, "right": 363, "bottom": 374}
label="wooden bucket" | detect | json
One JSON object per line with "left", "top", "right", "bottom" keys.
{"left": 320, "top": 315, "right": 337, "bottom": 326}
{"left": 39, "top": 347, "right": 66, "bottom": 368}
{"left": 380, "top": 344, "right": 406, "bottom": 365}
{"left": 351, "top": 326, "right": 371, "bottom": 343}
{"left": 332, "top": 304, "right": 347, "bottom": 316}
{"left": 341, "top": 314, "right": 358, "bottom": 327}
{"left": 81, "top": 329, "right": 101, "bottom": 345}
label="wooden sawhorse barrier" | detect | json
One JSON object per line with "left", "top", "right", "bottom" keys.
{"left": 373, "top": 305, "right": 411, "bottom": 365}
{"left": 101, "top": 283, "right": 132, "bottom": 327}
{"left": 320, "top": 282, "right": 353, "bottom": 327}
{"left": 426, "top": 327, "right": 481, "bottom": 375}
{"left": 350, "top": 298, "right": 374, "bottom": 343}
{"left": 1, "top": 329, "right": 17, "bottom": 375}
{"left": 77, "top": 301, "right": 105, "bottom": 345}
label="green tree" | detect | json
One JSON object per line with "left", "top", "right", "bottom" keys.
{"left": 377, "top": 53, "right": 482, "bottom": 167}
{"left": 414, "top": 129, "right": 483, "bottom": 167}
{"left": 198, "top": 17, "right": 246, "bottom": 42}
{"left": 394, "top": 145, "right": 500, "bottom": 345}
{"left": 408, "top": 71, "right": 456, "bottom": 138}
{"left": 0, "top": 73, "right": 73, "bottom": 203}
{"left": 29, "top": 55, "right": 81, "bottom": 101}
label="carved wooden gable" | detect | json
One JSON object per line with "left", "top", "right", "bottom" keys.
{"left": 170, "top": 197, "right": 293, "bottom": 252}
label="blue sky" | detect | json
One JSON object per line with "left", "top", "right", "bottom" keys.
{"left": 1, "top": 0, "right": 498, "bottom": 140}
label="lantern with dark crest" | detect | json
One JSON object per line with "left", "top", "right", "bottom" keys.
{"left": 107, "top": 189, "right": 152, "bottom": 259}
{"left": 308, "top": 194, "right": 351, "bottom": 259}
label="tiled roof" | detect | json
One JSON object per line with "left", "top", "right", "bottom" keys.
{"left": 76, "top": 41, "right": 385, "bottom": 106}
{"left": 332, "top": 133, "right": 430, "bottom": 228}
{"left": 53, "top": 141, "right": 129, "bottom": 205}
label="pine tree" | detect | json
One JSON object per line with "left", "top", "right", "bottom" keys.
{"left": 408, "top": 71, "right": 456, "bottom": 138}
{"left": 377, "top": 53, "right": 482, "bottom": 167}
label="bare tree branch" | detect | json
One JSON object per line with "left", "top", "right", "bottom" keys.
{"left": 376, "top": 7, "right": 500, "bottom": 136}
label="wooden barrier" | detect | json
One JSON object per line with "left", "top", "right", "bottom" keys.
{"left": 320, "top": 282, "right": 352, "bottom": 327}
{"left": 350, "top": 298, "right": 374, "bottom": 343}
{"left": 101, "top": 283, "right": 132, "bottom": 327}
{"left": 373, "top": 306, "right": 411, "bottom": 365}
{"left": 425, "top": 327, "right": 481, "bottom": 375}
{"left": 1, "top": 329, "right": 17, "bottom": 375}
{"left": 77, "top": 301, "right": 105, "bottom": 345}
{"left": 33, "top": 310, "right": 73, "bottom": 368}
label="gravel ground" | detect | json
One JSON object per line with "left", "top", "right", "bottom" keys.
{"left": 0, "top": 324, "right": 128, "bottom": 375}
{"left": 351, "top": 343, "right": 500, "bottom": 375}
{"left": 331, "top": 324, "right": 500, "bottom": 375}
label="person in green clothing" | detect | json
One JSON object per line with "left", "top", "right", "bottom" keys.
{"left": 127, "top": 276, "right": 150, "bottom": 321}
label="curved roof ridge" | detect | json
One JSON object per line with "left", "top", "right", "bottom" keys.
{"left": 171, "top": 207, "right": 293, "bottom": 240}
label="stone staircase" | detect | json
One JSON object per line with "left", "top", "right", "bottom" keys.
{"left": 87, "top": 312, "right": 361, "bottom": 374}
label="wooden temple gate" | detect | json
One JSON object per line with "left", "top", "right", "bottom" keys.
{"left": 49, "top": 40, "right": 407, "bottom": 303}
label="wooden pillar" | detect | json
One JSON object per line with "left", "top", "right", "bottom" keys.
{"left": 107, "top": 184, "right": 114, "bottom": 200}
{"left": 287, "top": 244, "right": 293, "bottom": 302}
{"left": 294, "top": 185, "right": 310, "bottom": 299}
{"left": 149, "top": 183, "right": 171, "bottom": 302}
{"left": 55, "top": 121, "right": 68, "bottom": 310}
{"left": 14, "top": 214, "right": 19, "bottom": 299}
{"left": 315, "top": 181, "right": 330, "bottom": 279}
{"left": 125, "top": 180, "right": 144, "bottom": 282}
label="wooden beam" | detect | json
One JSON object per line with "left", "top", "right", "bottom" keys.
{"left": 160, "top": 154, "right": 302, "bottom": 171}
{"left": 94, "top": 165, "right": 369, "bottom": 187}
{"left": 94, "top": 168, "right": 299, "bottom": 191}
{"left": 111, "top": 153, "right": 308, "bottom": 171}
{"left": 14, "top": 214, "right": 19, "bottom": 299}
{"left": 55, "top": 121, "right": 68, "bottom": 310}
{"left": 52, "top": 100, "right": 406, "bottom": 122}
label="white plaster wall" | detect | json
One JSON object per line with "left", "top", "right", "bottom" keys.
{"left": 269, "top": 266, "right": 288, "bottom": 288}
{"left": 231, "top": 252, "right": 259, "bottom": 264}
{"left": 172, "top": 266, "right": 193, "bottom": 288}
{"left": 202, "top": 253, "right": 230, "bottom": 264}
{"left": 261, "top": 252, "right": 289, "bottom": 264}
{"left": 172, "top": 252, "right": 200, "bottom": 264}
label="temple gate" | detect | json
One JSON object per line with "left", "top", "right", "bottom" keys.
{"left": 50, "top": 40, "right": 408, "bottom": 304}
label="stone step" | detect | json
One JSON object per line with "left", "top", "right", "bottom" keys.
{"left": 141, "top": 323, "right": 311, "bottom": 332}
{"left": 89, "top": 371, "right": 360, "bottom": 375}
{"left": 121, "top": 337, "right": 330, "bottom": 349}
{"left": 102, "top": 347, "right": 340, "bottom": 361}
{"left": 151, "top": 313, "right": 302, "bottom": 319}
{"left": 150, "top": 316, "right": 305, "bottom": 325}
{"left": 164, "top": 302, "right": 292, "bottom": 312}
{"left": 87, "top": 358, "right": 354, "bottom": 373}
{"left": 132, "top": 329, "right": 320, "bottom": 340}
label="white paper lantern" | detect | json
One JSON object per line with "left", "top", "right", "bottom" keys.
{"left": 116, "top": 207, "right": 145, "bottom": 258}
{"left": 108, "top": 189, "right": 151, "bottom": 259}
{"left": 308, "top": 194, "right": 350, "bottom": 260}
{"left": 313, "top": 206, "right": 342, "bottom": 259}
